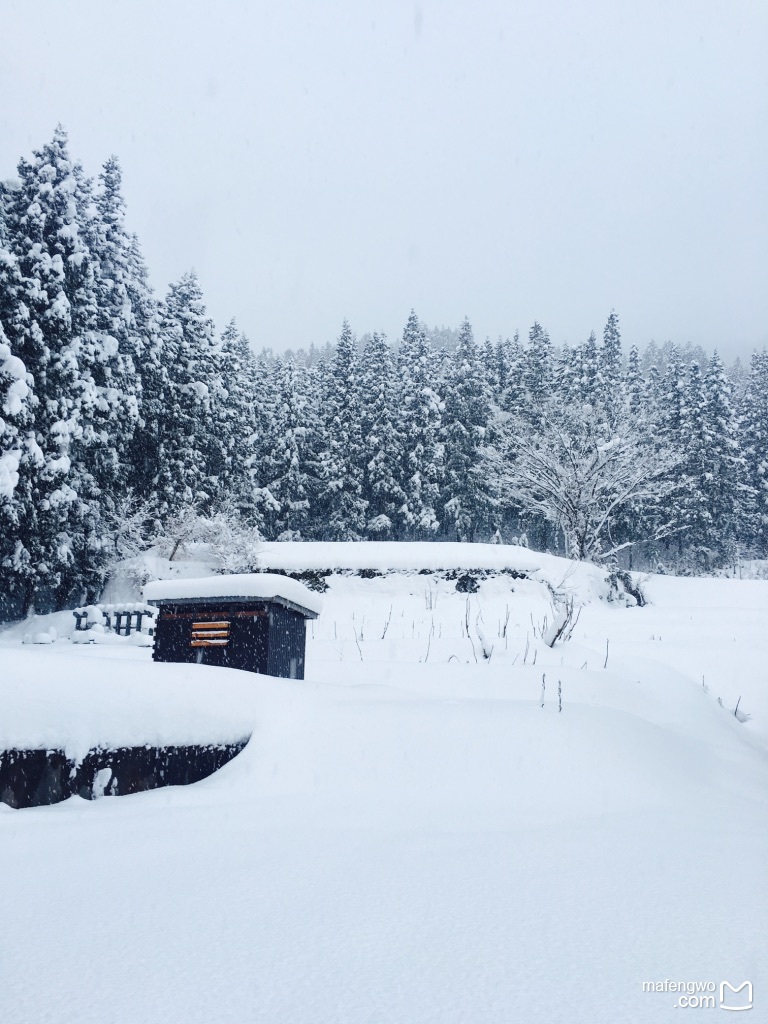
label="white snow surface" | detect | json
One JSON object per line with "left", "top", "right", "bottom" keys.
{"left": 143, "top": 571, "right": 322, "bottom": 615}
{"left": 1, "top": 558, "right": 767, "bottom": 1024}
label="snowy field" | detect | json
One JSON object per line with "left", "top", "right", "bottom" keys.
{"left": 1, "top": 553, "right": 767, "bottom": 1023}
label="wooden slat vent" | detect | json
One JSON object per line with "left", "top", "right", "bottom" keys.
{"left": 189, "top": 620, "right": 230, "bottom": 648}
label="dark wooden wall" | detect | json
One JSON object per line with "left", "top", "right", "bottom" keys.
{"left": 266, "top": 606, "right": 308, "bottom": 679}
{"left": 152, "top": 600, "right": 308, "bottom": 678}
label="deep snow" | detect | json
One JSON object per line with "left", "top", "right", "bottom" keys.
{"left": 1, "top": 554, "right": 766, "bottom": 1023}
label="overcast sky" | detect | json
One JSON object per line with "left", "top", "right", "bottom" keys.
{"left": 1, "top": 0, "right": 766, "bottom": 358}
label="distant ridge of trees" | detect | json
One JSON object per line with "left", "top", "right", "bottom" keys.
{"left": 1, "top": 129, "right": 766, "bottom": 617}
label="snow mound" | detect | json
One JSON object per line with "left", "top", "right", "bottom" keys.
{"left": 0, "top": 648, "right": 257, "bottom": 761}
{"left": 259, "top": 541, "right": 614, "bottom": 605}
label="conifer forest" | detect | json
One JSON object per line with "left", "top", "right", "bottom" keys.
{"left": 1, "top": 130, "right": 767, "bottom": 617}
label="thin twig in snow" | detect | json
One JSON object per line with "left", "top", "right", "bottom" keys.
{"left": 352, "top": 629, "right": 363, "bottom": 661}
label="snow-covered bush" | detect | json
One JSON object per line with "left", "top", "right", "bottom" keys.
{"left": 154, "top": 501, "right": 262, "bottom": 573}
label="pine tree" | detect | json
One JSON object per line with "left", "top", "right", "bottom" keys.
{"left": 124, "top": 231, "right": 163, "bottom": 498}
{"left": 678, "top": 360, "right": 709, "bottom": 560}
{"left": 359, "top": 331, "right": 405, "bottom": 535}
{"left": 481, "top": 336, "right": 499, "bottom": 400}
{"left": 498, "top": 331, "right": 525, "bottom": 414}
{"left": 315, "top": 321, "right": 367, "bottom": 539}
{"left": 0, "top": 317, "right": 36, "bottom": 617}
{"left": 740, "top": 350, "right": 768, "bottom": 554}
{"left": 523, "top": 321, "right": 552, "bottom": 422}
{"left": 658, "top": 345, "right": 686, "bottom": 452}
{"left": 440, "top": 317, "right": 492, "bottom": 541}
{"left": 396, "top": 310, "right": 443, "bottom": 536}
{"left": 1, "top": 127, "right": 106, "bottom": 607}
{"left": 153, "top": 272, "right": 219, "bottom": 516}
{"left": 676, "top": 357, "right": 742, "bottom": 567}
{"left": 625, "top": 344, "right": 644, "bottom": 414}
{"left": 205, "top": 319, "right": 257, "bottom": 510}
{"left": 578, "top": 331, "right": 600, "bottom": 403}
{"left": 598, "top": 310, "right": 623, "bottom": 414}
{"left": 251, "top": 358, "right": 311, "bottom": 538}
{"left": 701, "top": 352, "right": 744, "bottom": 559}
{"left": 86, "top": 157, "right": 150, "bottom": 504}
{"left": 553, "top": 342, "right": 576, "bottom": 404}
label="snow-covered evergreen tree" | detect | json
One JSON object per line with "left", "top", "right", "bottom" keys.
{"left": 153, "top": 272, "right": 220, "bottom": 516}
{"left": 123, "top": 231, "right": 162, "bottom": 499}
{"left": 0, "top": 317, "right": 36, "bottom": 614}
{"left": 440, "top": 317, "right": 492, "bottom": 540}
{"left": 701, "top": 353, "right": 744, "bottom": 559}
{"left": 211, "top": 320, "right": 258, "bottom": 510}
{"left": 498, "top": 331, "right": 525, "bottom": 414}
{"left": 359, "top": 331, "right": 406, "bottom": 536}
{"left": 523, "top": 321, "right": 553, "bottom": 427}
{"left": 481, "top": 335, "right": 499, "bottom": 399}
{"left": 740, "top": 350, "right": 768, "bottom": 554}
{"left": 677, "top": 360, "right": 709, "bottom": 559}
{"left": 396, "top": 310, "right": 443, "bottom": 537}
{"left": 578, "top": 331, "right": 600, "bottom": 404}
{"left": 625, "top": 344, "right": 644, "bottom": 414}
{"left": 251, "top": 358, "right": 312, "bottom": 538}
{"left": 674, "top": 355, "right": 742, "bottom": 567}
{"left": 315, "top": 321, "right": 367, "bottom": 539}
{"left": 1, "top": 127, "right": 109, "bottom": 607}
{"left": 658, "top": 345, "right": 686, "bottom": 452}
{"left": 597, "top": 310, "right": 623, "bottom": 415}
{"left": 85, "top": 156, "right": 149, "bottom": 507}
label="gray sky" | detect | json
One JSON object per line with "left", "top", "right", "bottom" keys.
{"left": 2, "top": 0, "right": 766, "bottom": 358}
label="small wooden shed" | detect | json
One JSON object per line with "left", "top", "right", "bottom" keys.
{"left": 144, "top": 574, "right": 321, "bottom": 679}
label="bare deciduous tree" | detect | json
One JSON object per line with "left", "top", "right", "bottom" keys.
{"left": 499, "top": 402, "right": 681, "bottom": 562}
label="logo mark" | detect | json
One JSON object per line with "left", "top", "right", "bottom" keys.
{"left": 720, "top": 981, "right": 753, "bottom": 1012}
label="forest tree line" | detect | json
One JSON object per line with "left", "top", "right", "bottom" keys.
{"left": 1, "top": 130, "right": 767, "bottom": 617}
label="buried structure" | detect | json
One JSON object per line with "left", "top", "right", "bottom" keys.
{"left": 1, "top": 573, "right": 321, "bottom": 809}
{"left": 144, "top": 573, "right": 322, "bottom": 679}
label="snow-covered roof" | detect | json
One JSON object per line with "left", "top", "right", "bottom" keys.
{"left": 143, "top": 573, "right": 322, "bottom": 617}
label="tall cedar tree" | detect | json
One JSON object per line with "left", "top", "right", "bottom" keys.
{"left": 396, "top": 310, "right": 443, "bottom": 536}
{"left": 316, "top": 321, "right": 367, "bottom": 539}
{"left": 359, "top": 331, "right": 406, "bottom": 535}
{"left": 153, "top": 272, "right": 219, "bottom": 515}
{"left": 440, "top": 317, "right": 491, "bottom": 541}
{"left": 740, "top": 351, "right": 768, "bottom": 551}
{"left": 252, "top": 358, "right": 311, "bottom": 539}
{"left": 1, "top": 128, "right": 107, "bottom": 608}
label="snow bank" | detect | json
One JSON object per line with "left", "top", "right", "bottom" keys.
{"left": 143, "top": 572, "right": 322, "bottom": 616}
{"left": 0, "top": 648, "right": 257, "bottom": 760}
{"left": 259, "top": 541, "right": 613, "bottom": 604}
{"left": 260, "top": 539, "right": 560, "bottom": 573}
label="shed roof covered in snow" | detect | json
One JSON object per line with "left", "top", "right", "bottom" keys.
{"left": 143, "top": 573, "right": 322, "bottom": 618}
